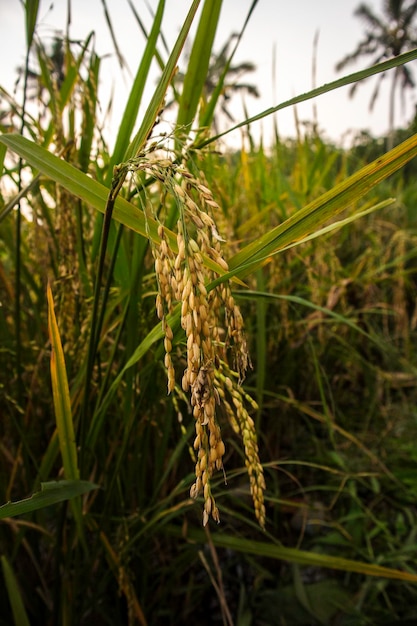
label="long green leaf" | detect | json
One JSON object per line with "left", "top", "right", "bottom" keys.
{"left": 126, "top": 0, "right": 202, "bottom": 158}
{"left": 109, "top": 0, "right": 165, "bottom": 175}
{"left": 0, "top": 134, "right": 233, "bottom": 284}
{"left": 24, "top": 0, "right": 39, "bottom": 49}
{"left": 235, "top": 290, "right": 383, "bottom": 346}
{"left": 226, "top": 134, "right": 417, "bottom": 278}
{"left": 0, "top": 480, "right": 98, "bottom": 520}
{"left": 60, "top": 32, "right": 95, "bottom": 112}
{"left": 200, "top": 0, "right": 259, "bottom": 129}
{"left": 0, "top": 133, "right": 162, "bottom": 242}
{"left": 227, "top": 199, "right": 394, "bottom": 281}
{"left": 198, "top": 47, "right": 417, "bottom": 147}
{"left": 166, "top": 526, "right": 417, "bottom": 582}
{"left": 1, "top": 556, "right": 30, "bottom": 626}
{"left": 47, "top": 282, "right": 79, "bottom": 481}
{"left": 177, "top": 0, "right": 222, "bottom": 130}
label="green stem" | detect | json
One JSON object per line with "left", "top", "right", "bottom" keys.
{"left": 79, "top": 168, "right": 127, "bottom": 475}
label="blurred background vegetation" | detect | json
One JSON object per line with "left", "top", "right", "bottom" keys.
{"left": 2, "top": 1, "right": 417, "bottom": 624}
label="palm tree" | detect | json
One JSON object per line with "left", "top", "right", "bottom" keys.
{"left": 335, "top": 0, "right": 417, "bottom": 146}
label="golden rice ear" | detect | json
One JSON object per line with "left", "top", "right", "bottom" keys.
{"left": 143, "top": 150, "right": 261, "bottom": 527}
{"left": 216, "top": 366, "right": 266, "bottom": 529}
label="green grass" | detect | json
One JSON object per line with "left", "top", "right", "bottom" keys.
{"left": 1, "top": 1, "right": 417, "bottom": 624}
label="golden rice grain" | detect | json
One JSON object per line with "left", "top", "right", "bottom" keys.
{"left": 139, "top": 150, "right": 263, "bottom": 527}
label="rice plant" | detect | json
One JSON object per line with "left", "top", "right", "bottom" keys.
{"left": 2, "top": 1, "right": 417, "bottom": 623}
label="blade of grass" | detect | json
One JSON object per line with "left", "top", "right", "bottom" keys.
{"left": 1, "top": 556, "right": 30, "bottom": 626}
{"left": 127, "top": 0, "right": 167, "bottom": 70}
{"left": 271, "top": 198, "right": 396, "bottom": 254}
{"left": 234, "top": 290, "right": 391, "bottom": 351}
{"left": 126, "top": 0, "right": 202, "bottom": 158}
{"left": 47, "top": 282, "right": 87, "bottom": 547}
{"left": 0, "top": 481, "right": 99, "bottom": 520}
{"left": 207, "top": 136, "right": 417, "bottom": 282}
{"left": 24, "top": 0, "right": 39, "bottom": 49}
{"left": 0, "top": 134, "right": 232, "bottom": 280}
{"left": 176, "top": 0, "right": 223, "bottom": 130}
{"left": 107, "top": 0, "right": 166, "bottom": 179}
{"left": 197, "top": 48, "right": 417, "bottom": 147}
{"left": 0, "top": 133, "right": 162, "bottom": 242}
{"left": 231, "top": 136, "right": 417, "bottom": 268}
{"left": 166, "top": 525, "right": 417, "bottom": 582}
{"left": 200, "top": 0, "right": 259, "bottom": 130}
{"left": 47, "top": 282, "right": 79, "bottom": 482}
{"left": 100, "top": 0, "right": 127, "bottom": 70}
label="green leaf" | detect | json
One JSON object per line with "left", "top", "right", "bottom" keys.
{"left": 236, "top": 289, "right": 381, "bottom": 345}
{"left": 177, "top": 0, "right": 222, "bottom": 130}
{"left": 60, "top": 32, "right": 95, "bottom": 112}
{"left": 47, "top": 282, "right": 79, "bottom": 481}
{"left": 0, "top": 134, "right": 231, "bottom": 279}
{"left": 0, "top": 142, "right": 6, "bottom": 174}
{"left": 1, "top": 556, "right": 30, "bottom": 626}
{"left": 0, "top": 133, "right": 160, "bottom": 243}
{"left": 200, "top": 0, "right": 259, "bottom": 130}
{"left": 225, "top": 134, "right": 417, "bottom": 278}
{"left": 24, "top": 0, "right": 39, "bottom": 49}
{"left": 198, "top": 47, "right": 417, "bottom": 147}
{"left": 166, "top": 525, "right": 417, "bottom": 582}
{"left": 110, "top": 0, "right": 165, "bottom": 174}
{"left": 0, "top": 480, "right": 99, "bottom": 519}
{"left": 127, "top": 0, "right": 202, "bottom": 158}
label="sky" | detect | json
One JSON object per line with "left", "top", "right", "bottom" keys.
{"left": 1, "top": 0, "right": 416, "bottom": 148}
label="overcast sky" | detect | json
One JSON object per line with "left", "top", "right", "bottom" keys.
{"left": 1, "top": 0, "right": 416, "bottom": 148}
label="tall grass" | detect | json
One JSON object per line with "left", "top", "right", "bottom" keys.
{"left": 1, "top": 1, "right": 417, "bottom": 623}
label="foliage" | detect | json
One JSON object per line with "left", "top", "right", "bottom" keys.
{"left": 1, "top": 1, "right": 417, "bottom": 624}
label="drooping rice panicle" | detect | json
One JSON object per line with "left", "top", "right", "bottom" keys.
{"left": 128, "top": 139, "right": 264, "bottom": 526}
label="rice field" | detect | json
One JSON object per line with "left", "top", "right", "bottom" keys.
{"left": 1, "top": 2, "right": 417, "bottom": 624}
